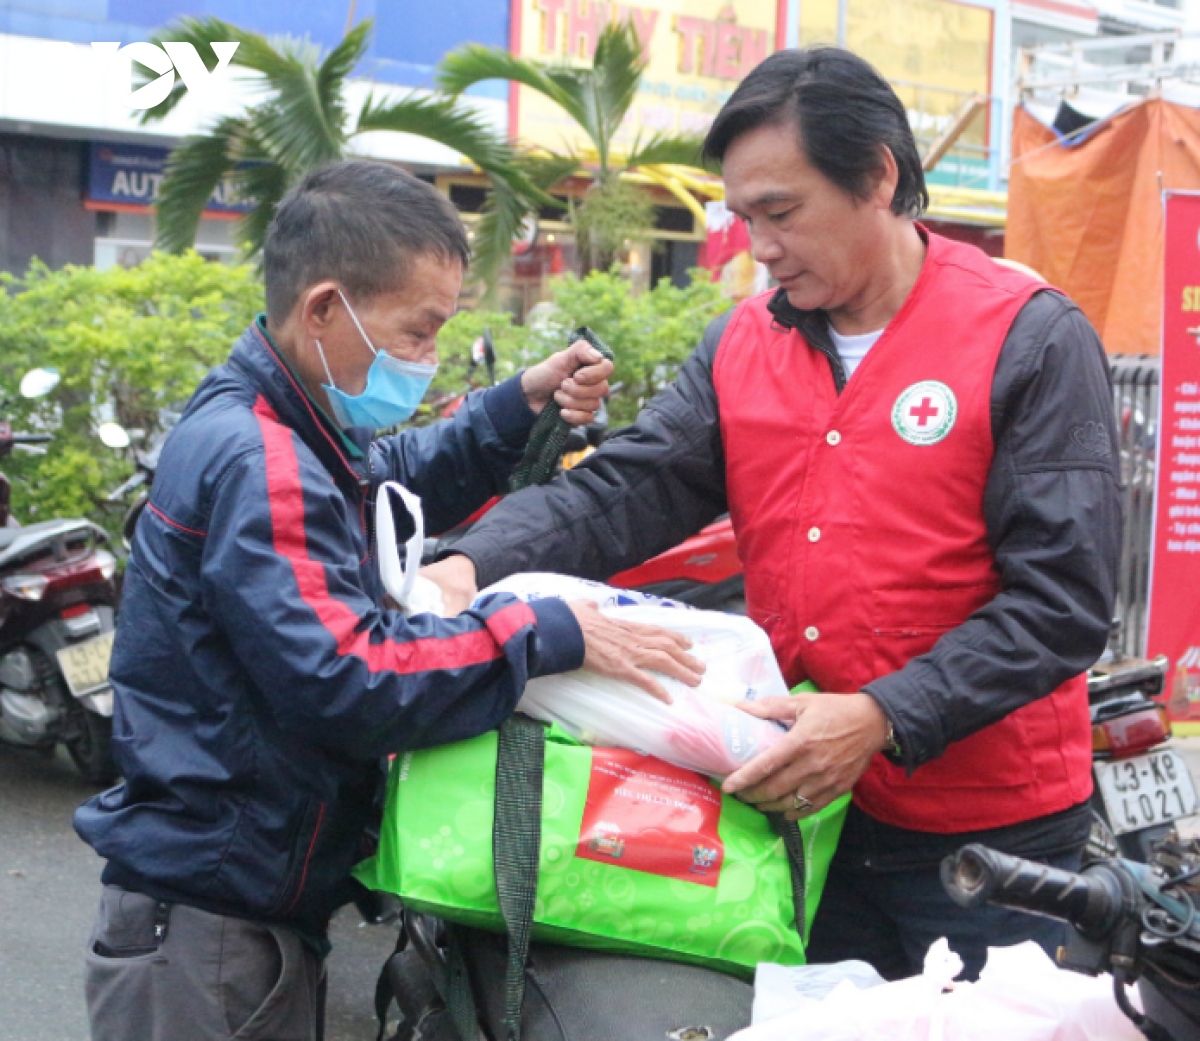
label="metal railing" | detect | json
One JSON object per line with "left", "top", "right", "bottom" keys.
{"left": 1109, "top": 354, "right": 1161, "bottom": 657}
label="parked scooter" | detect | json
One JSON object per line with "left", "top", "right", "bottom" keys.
{"left": 0, "top": 368, "right": 121, "bottom": 784}
{"left": 943, "top": 837, "right": 1200, "bottom": 1040}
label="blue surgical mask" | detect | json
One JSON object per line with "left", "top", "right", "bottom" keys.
{"left": 314, "top": 290, "right": 438, "bottom": 430}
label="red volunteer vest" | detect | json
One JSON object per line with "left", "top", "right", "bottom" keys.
{"left": 713, "top": 232, "right": 1092, "bottom": 833}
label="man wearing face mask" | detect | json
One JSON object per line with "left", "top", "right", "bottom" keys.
{"left": 73, "top": 161, "right": 703, "bottom": 1041}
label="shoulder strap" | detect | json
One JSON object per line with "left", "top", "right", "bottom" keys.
{"left": 492, "top": 714, "right": 546, "bottom": 1041}
{"left": 768, "top": 812, "right": 809, "bottom": 945}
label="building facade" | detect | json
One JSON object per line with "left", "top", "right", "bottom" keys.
{"left": 0, "top": 0, "right": 1190, "bottom": 288}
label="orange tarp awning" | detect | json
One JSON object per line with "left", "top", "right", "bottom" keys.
{"left": 1007, "top": 99, "right": 1200, "bottom": 355}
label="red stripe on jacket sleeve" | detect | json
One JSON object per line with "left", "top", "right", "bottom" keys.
{"left": 252, "top": 397, "right": 534, "bottom": 675}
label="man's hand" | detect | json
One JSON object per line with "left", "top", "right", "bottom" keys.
{"left": 521, "top": 339, "right": 613, "bottom": 425}
{"left": 722, "top": 691, "right": 890, "bottom": 819}
{"left": 568, "top": 600, "right": 705, "bottom": 703}
{"left": 420, "top": 555, "right": 478, "bottom": 616}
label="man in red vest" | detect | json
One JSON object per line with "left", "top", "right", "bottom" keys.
{"left": 425, "top": 49, "right": 1120, "bottom": 979}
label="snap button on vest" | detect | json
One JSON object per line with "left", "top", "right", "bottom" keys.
{"left": 808, "top": 527, "right": 821, "bottom": 542}
{"left": 826, "top": 430, "right": 841, "bottom": 446}
{"left": 804, "top": 626, "right": 819, "bottom": 642}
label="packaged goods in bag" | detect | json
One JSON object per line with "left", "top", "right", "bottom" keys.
{"left": 476, "top": 573, "right": 793, "bottom": 778}
{"left": 354, "top": 719, "right": 851, "bottom": 976}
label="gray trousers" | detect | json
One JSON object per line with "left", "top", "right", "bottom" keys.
{"left": 85, "top": 885, "right": 325, "bottom": 1041}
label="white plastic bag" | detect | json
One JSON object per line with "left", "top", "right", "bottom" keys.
{"left": 752, "top": 961, "right": 885, "bottom": 1025}
{"left": 376, "top": 481, "right": 445, "bottom": 617}
{"left": 476, "top": 573, "right": 792, "bottom": 778}
{"left": 730, "top": 939, "right": 1144, "bottom": 1041}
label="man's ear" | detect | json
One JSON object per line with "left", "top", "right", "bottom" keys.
{"left": 870, "top": 145, "right": 901, "bottom": 213}
{"left": 299, "top": 282, "right": 342, "bottom": 340}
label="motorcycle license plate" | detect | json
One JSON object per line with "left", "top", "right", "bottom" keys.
{"left": 55, "top": 631, "right": 115, "bottom": 698}
{"left": 1094, "top": 749, "right": 1199, "bottom": 835}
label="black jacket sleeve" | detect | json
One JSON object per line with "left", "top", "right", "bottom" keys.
{"left": 864, "top": 291, "right": 1122, "bottom": 771}
{"left": 448, "top": 311, "right": 733, "bottom": 588}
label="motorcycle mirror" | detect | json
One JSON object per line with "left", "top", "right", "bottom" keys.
{"left": 97, "top": 422, "right": 131, "bottom": 449}
{"left": 19, "top": 367, "right": 61, "bottom": 399}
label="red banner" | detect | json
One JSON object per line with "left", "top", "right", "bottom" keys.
{"left": 576, "top": 748, "right": 724, "bottom": 887}
{"left": 1149, "top": 192, "right": 1200, "bottom": 719}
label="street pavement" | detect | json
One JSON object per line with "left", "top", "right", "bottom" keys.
{"left": 0, "top": 745, "right": 398, "bottom": 1041}
{"left": 6, "top": 736, "right": 1200, "bottom": 1040}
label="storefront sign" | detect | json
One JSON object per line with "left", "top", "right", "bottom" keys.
{"left": 1149, "top": 191, "right": 1200, "bottom": 720}
{"left": 509, "top": 0, "right": 783, "bottom": 151}
{"left": 86, "top": 141, "right": 250, "bottom": 214}
{"left": 796, "top": 0, "right": 995, "bottom": 188}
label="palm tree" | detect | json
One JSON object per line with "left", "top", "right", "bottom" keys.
{"left": 438, "top": 21, "right": 712, "bottom": 272}
{"left": 138, "top": 17, "right": 549, "bottom": 294}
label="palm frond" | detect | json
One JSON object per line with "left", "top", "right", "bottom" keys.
{"left": 355, "top": 93, "right": 551, "bottom": 205}
{"left": 315, "top": 19, "right": 372, "bottom": 136}
{"left": 437, "top": 44, "right": 587, "bottom": 129}
{"left": 139, "top": 17, "right": 285, "bottom": 124}
{"left": 588, "top": 21, "right": 647, "bottom": 166}
{"left": 154, "top": 116, "right": 245, "bottom": 253}
{"left": 142, "top": 17, "right": 348, "bottom": 170}
{"left": 230, "top": 156, "right": 292, "bottom": 259}
{"left": 623, "top": 133, "right": 705, "bottom": 171}
{"left": 469, "top": 177, "right": 533, "bottom": 304}
{"left": 518, "top": 152, "right": 579, "bottom": 195}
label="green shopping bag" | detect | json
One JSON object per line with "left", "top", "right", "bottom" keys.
{"left": 356, "top": 715, "right": 848, "bottom": 979}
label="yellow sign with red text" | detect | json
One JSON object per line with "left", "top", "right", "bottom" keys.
{"left": 509, "top": 0, "right": 783, "bottom": 152}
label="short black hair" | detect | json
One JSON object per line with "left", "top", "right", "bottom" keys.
{"left": 703, "top": 48, "right": 928, "bottom": 219}
{"left": 263, "top": 160, "right": 470, "bottom": 323}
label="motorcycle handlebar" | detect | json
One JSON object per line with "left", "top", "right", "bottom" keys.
{"left": 9, "top": 433, "right": 52, "bottom": 444}
{"left": 941, "top": 844, "right": 1128, "bottom": 937}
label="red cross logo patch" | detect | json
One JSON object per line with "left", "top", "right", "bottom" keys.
{"left": 892, "top": 381, "right": 958, "bottom": 446}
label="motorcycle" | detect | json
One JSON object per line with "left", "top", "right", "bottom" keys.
{"left": 0, "top": 368, "right": 121, "bottom": 784}
{"left": 1086, "top": 642, "right": 1196, "bottom": 863}
{"left": 943, "top": 837, "right": 1200, "bottom": 1040}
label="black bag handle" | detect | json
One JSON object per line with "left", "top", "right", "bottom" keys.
{"left": 491, "top": 714, "right": 546, "bottom": 1041}
{"left": 768, "top": 812, "right": 809, "bottom": 944}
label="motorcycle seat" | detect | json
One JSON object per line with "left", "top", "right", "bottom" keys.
{"left": 0, "top": 518, "right": 99, "bottom": 565}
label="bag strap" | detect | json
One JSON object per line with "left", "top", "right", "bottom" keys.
{"left": 509, "top": 326, "right": 614, "bottom": 492}
{"left": 374, "top": 922, "right": 409, "bottom": 1041}
{"left": 769, "top": 812, "right": 809, "bottom": 945}
{"left": 444, "top": 925, "right": 481, "bottom": 1041}
{"left": 492, "top": 714, "right": 546, "bottom": 1041}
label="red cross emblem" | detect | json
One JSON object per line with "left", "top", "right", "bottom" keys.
{"left": 909, "top": 397, "right": 940, "bottom": 427}
{"left": 893, "top": 381, "right": 957, "bottom": 446}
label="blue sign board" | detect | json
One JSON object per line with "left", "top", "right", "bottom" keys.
{"left": 86, "top": 141, "right": 251, "bottom": 214}
{"left": 1, "top": 0, "right": 509, "bottom": 92}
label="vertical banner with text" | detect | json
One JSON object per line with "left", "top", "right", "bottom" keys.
{"left": 1150, "top": 192, "right": 1200, "bottom": 719}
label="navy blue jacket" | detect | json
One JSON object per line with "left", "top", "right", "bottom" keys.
{"left": 74, "top": 320, "right": 584, "bottom": 936}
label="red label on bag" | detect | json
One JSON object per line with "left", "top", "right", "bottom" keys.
{"left": 576, "top": 748, "right": 725, "bottom": 886}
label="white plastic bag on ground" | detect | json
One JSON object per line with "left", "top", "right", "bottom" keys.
{"left": 476, "top": 573, "right": 791, "bottom": 778}
{"left": 731, "top": 939, "right": 1143, "bottom": 1041}
{"left": 376, "top": 482, "right": 445, "bottom": 617}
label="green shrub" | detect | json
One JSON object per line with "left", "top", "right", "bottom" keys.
{"left": 530, "top": 268, "right": 731, "bottom": 424}
{"left": 0, "top": 255, "right": 728, "bottom": 540}
{"left": 0, "top": 252, "right": 263, "bottom": 539}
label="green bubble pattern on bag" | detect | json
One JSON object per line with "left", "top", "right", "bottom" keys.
{"left": 356, "top": 724, "right": 848, "bottom": 978}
